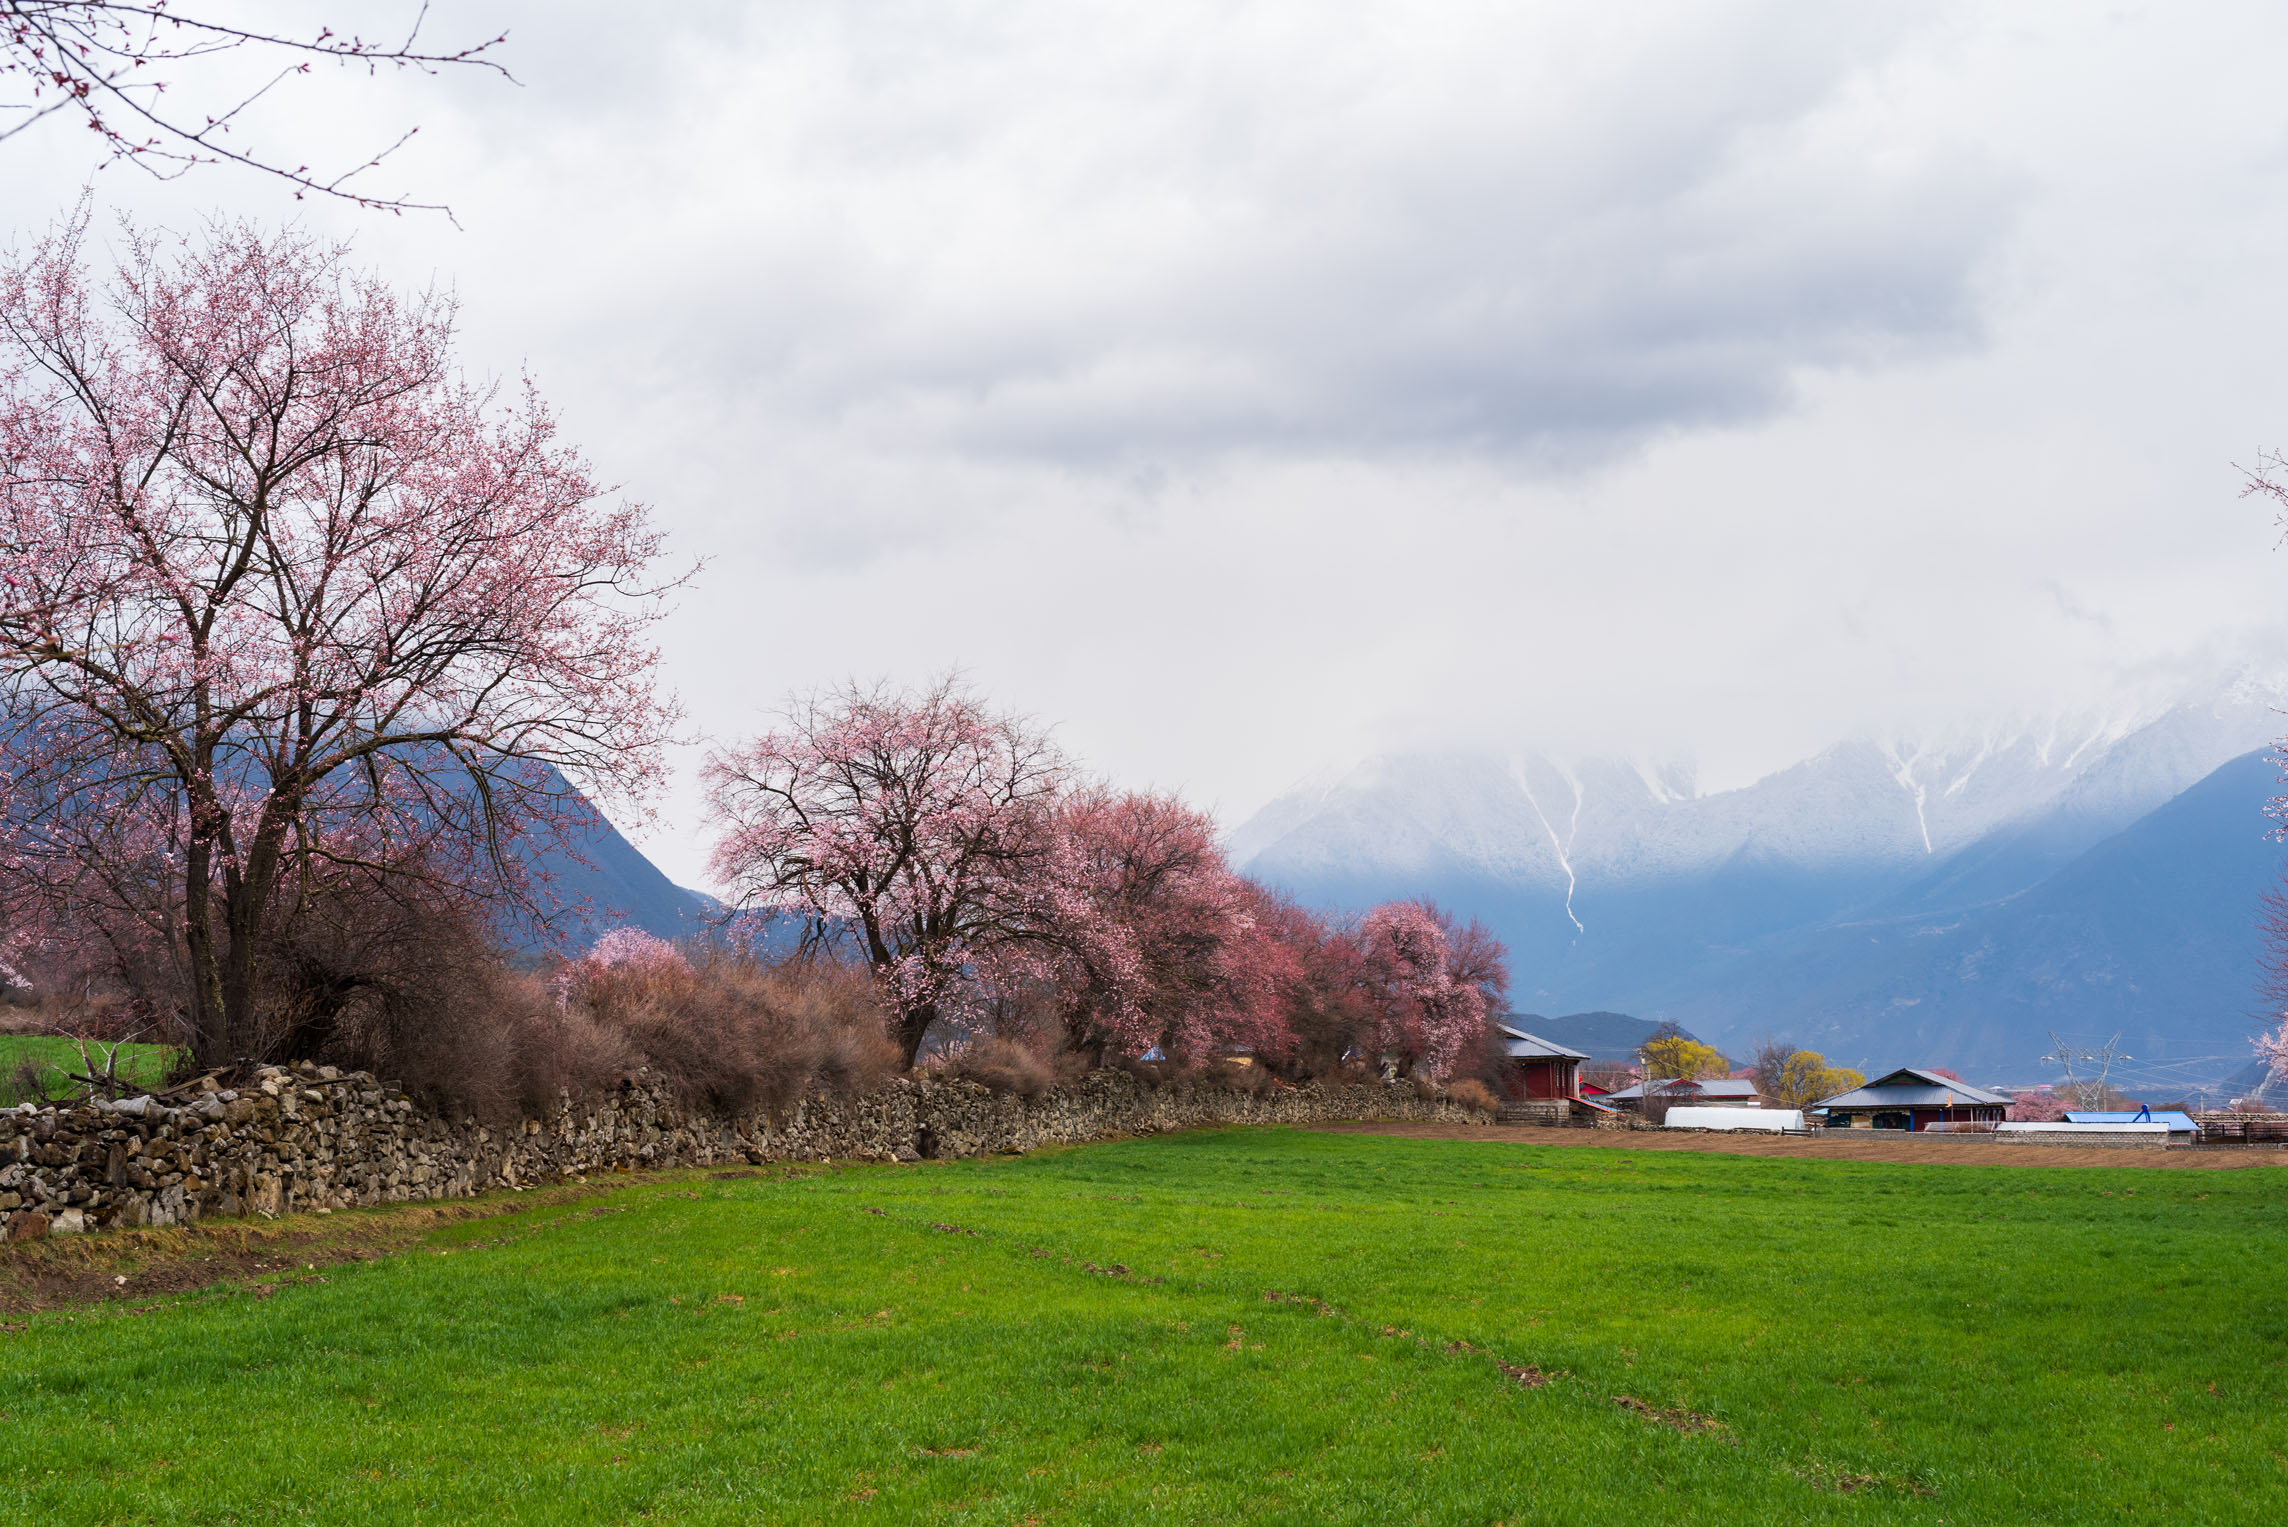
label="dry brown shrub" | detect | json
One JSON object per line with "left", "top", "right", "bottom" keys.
{"left": 306, "top": 904, "right": 631, "bottom": 1120}
{"left": 1114, "top": 1053, "right": 1180, "bottom": 1087}
{"left": 1201, "top": 1058, "right": 1273, "bottom": 1095}
{"left": 576, "top": 950, "right": 898, "bottom": 1116}
{"left": 1445, "top": 1077, "right": 1499, "bottom": 1114}
{"left": 224, "top": 874, "right": 600, "bottom": 1117}
{"left": 283, "top": 887, "right": 900, "bottom": 1121}
{"left": 941, "top": 1035, "right": 1058, "bottom": 1097}
{"left": 4, "top": 1057, "right": 46, "bottom": 1105}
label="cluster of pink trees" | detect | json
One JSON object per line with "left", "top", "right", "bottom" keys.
{"left": 706, "top": 676, "right": 1508, "bottom": 1075}
{"left": 0, "top": 209, "right": 1508, "bottom": 1086}
{"left": 2005, "top": 1087, "right": 2070, "bottom": 1123}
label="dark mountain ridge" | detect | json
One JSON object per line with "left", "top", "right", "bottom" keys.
{"left": 518, "top": 797, "right": 719, "bottom": 952}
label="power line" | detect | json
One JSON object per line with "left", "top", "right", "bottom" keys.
{"left": 2042, "top": 1030, "right": 2130, "bottom": 1108}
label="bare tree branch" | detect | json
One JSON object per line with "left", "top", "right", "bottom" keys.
{"left": 0, "top": 2, "right": 509, "bottom": 215}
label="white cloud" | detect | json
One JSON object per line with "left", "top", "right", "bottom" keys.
{"left": 6, "top": 0, "right": 2288, "bottom": 883}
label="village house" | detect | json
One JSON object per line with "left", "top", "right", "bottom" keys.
{"left": 1491, "top": 1025, "right": 1625, "bottom": 1123}
{"left": 1497, "top": 1024, "right": 1588, "bottom": 1104}
{"left": 1601, "top": 1077, "right": 1765, "bottom": 1112}
{"left": 1815, "top": 1068, "right": 2010, "bottom": 1130}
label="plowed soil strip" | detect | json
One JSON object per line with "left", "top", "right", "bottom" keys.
{"left": 1312, "top": 1120, "right": 2288, "bottom": 1168}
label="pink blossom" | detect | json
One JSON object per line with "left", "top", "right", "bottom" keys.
{"left": 2006, "top": 1086, "right": 2070, "bottom": 1123}
{"left": 2255, "top": 1017, "right": 2288, "bottom": 1083}
{"left": 1357, "top": 900, "right": 1505, "bottom": 1081}
{"left": 704, "top": 675, "right": 1065, "bottom": 1067}
{"left": 585, "top": 928, "right": 690, "bottom": 974}
{"left": 1023, "top": 787, "right": 1294, "bottom": 1064}
{"left": 0, "top": 212, "right": 679, "bottom": 1065}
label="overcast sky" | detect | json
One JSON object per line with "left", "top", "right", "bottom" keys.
{"left": 7, "top": 0, "right": 2288, "bottom": 884}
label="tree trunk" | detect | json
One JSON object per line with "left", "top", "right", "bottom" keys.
{"left": 216, "top": 813, "right": 294, "bottom": 1064}
{"left": 897, "top": 1001, "right": 938, "bottom": 1070}
{"left": 181, "top": 835, "right": 228, "bottom": 1067}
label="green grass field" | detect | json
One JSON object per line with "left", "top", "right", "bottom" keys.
{"left": 5, "top": 1128, "right": 2285, "bottom": 1523}
{"left": 0, "top": 1034, "right": 177, "bottom": 1105}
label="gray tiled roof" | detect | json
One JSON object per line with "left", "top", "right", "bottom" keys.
{"left": 1601, "top": 1077, "right": 1761, "bottom": 1102}
{"left": 1498, "top": 1025, "right": 1590, "bottom": 1061}
{"left": 1816, "top": 1067, "right": 2011, "bottom": 1110}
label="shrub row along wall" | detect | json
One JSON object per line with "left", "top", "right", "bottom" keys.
{"left": 0, "top": 1064, "right": 1484, "bottom": 1239}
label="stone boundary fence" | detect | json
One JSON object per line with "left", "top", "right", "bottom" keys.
{"left": 0, "top": 1064, "right": 1485, "bottom": 1239}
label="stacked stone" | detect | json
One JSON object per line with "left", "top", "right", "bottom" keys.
{"left": 1, "top": 1063, "right": 1484, "bottom": 1240}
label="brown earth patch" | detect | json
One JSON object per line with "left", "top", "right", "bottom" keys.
{"left": 0, "top": 1159, "right": 851, "bottom": 1319}
{"left": 0, "top": 1170, "right": 717, "bottom": 1319}
{"left": 0, "top": 1195, "right": 572, "bottom": 1318}
{"left": 1613, "top": 1393, "right": 1733, "bottom": 1440}
{"left": 1312, "top": 1121, "right": 2288, "bottom": 1169}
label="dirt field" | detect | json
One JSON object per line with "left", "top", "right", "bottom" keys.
{"left": 1313, "top": 1120, "right": 2288, "bottom": 1169}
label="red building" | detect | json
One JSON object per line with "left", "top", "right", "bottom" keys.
{"left": 1497, "top": 1025, "right": 1589, "bottom": 1102}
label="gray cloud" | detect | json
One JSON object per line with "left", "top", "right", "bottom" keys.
{"left": 6, "top": 1, "right": 2288, "bottom": 888}
{"left": 421, "top": 1, "right": 2011, "bottom": 465}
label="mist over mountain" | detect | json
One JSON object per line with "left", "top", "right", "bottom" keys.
{"left": 1230, "top": 683, "right": 2288, "bottom": 1090}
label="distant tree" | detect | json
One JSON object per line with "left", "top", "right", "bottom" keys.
{"left": 2006, "top": 1086, "right": 2069, "bottom": 1123}
{"left": 553, "top": 928, "right": 691, "bottom": 1007}
{"left": 2254, "top": 1017, "right": 2288, "bottom": 1087}
{"left": 0, "top": 213, "right": 678, "bottom": 1068}
{"left": 1748, "top": 1045, "right": 1864, "bottom": 1111}
{"left": 1633, "top": 1023, "right": 1727, "bottom": 1124}
{"left": 583, "top": 928, "right": 690, "bottom": 973}
{"left": 1579, "top": 1059, "right": 1639, "bottom": 1094}
{"left": 1, "top": 2, "right": 507, "bottom": 212}
{"left": 1356, "top": 900, "right": 1503, "bottom": 1081}
{"left": 704, "top": 676, "right": 1067, "bottom": 1068}
{"left": 1022, "top": 787, "right": 1291, "bottom": 1066}
{"left": 1638, "top": 1027, "right": 1728, "bottom": 1085}
{"left": 1747, "top": 1038, "right": 1791, "bottom": 1092}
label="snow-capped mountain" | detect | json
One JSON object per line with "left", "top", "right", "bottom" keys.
{"left": 1229, "top": 681, "right": 2288, "bottom": 1081}
{"left": 1239, "top": 694, "right": 2281, "bottom": 908}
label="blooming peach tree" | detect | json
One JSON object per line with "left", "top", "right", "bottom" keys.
{"left": 1026, "top": 787, "right": 1293, "bottom": 1065}
{"left": 2006, "top": 1086, "right": 2070, "bottom": 1123}
{"left": 2254, "top": 1019, "right": 2288, "bottom": 1085}
{"left": 705, "top": 676, "right": 1066, "bottom": 1067}
{"left": 1357, "top": 900, "right": 1505, "bottom": 1080}
{"left": 0, "top": 213, "right": 678, "bottom": 1066}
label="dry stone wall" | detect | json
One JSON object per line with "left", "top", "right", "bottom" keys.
{"left": 0, "top": 1063, "right": 1483, "bottom": 1239}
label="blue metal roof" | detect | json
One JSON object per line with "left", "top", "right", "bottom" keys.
{"left": 2065, "top": 1109, "right": 2198, "bottom": 1131}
